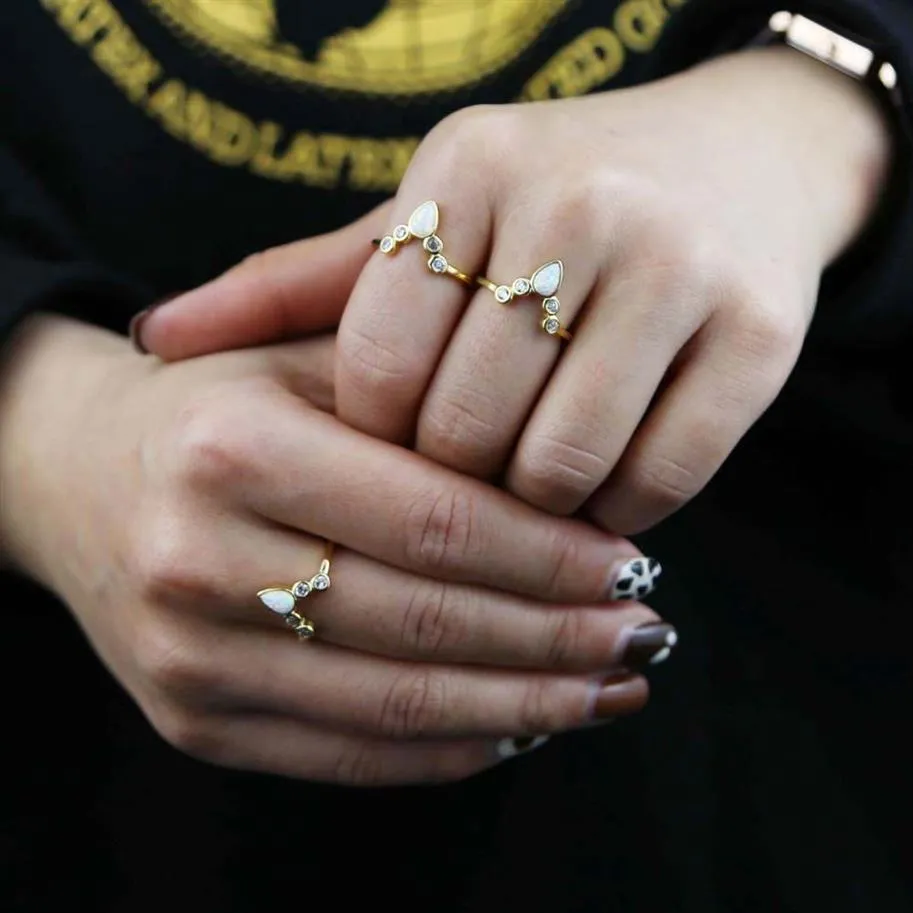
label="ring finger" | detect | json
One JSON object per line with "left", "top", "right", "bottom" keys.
{"left": 190, "top": 527, "right": 673, "bottom": 673}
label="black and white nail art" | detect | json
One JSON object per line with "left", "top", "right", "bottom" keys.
{"left": 610, "top": 557, "right": 662, "bottom": 601}
{"left": 496, "top": 736, "right": 550, "bottom": 760}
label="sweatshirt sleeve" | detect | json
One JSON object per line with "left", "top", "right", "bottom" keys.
{"left": 0, "top": 144, "right": 152, "bottom": 345}
{"left": 655, "top": 0, "right": 913, "bottom": 348}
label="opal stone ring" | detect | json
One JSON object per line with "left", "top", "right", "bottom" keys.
{"left": 257, "top": 542, "right": 334, "bottom": 641}
{"left": 375, "top": 200, "right": 572, "bottom": 340}
{"left": 477, "top": 260, "right": 572, "bottom": 341}
{"left": 375, "top": 200, "right": 475, "bottom": 287}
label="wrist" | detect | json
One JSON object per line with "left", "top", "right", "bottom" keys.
{"left": 689, "top": 44, "right": 894, "bottom": 266}
{"left": 0, "top": 315, "right": 139, "bottom": 587}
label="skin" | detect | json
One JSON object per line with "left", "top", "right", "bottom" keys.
{"left": 0, "top": 316, "right": 655, "bottom": 785}
{"left": 138, "top": 47, "right": 893, "bottom": 535}
{"left": 0, "top": 46, "right": 893, "bottom": 785}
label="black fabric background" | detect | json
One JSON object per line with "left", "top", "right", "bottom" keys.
{"left": 1, "top": 1, "right": 911, "bottom": 910}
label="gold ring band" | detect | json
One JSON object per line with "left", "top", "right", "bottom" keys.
{"left": 444, "top": 263, "right": 475, "bottom": 286}
{"left": 478, "top": 260, "right": 573, "bottom": 342}
{"left": 376, "top": 202, "right": 572, "bottom": 341}
{"left": 257, "top": 541, "right": 334, "bottom": 641}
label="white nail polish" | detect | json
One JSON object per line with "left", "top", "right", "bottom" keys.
{"left": 496, "top": 735, "right": 550, "bottom": 759}
{"left": 609, "top": 557, "right": 662, "bottom": 601}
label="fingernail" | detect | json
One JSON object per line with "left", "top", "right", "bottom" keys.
{"left": 128, "top": 292, "right": 183, "bottom": 354}
{"left": 591, "top": 672, "right": 644, "bottom": 720}
{"left": 620, "top": 621, "right": 678, "bottom": 672}
{"left": 496, "top": 735, "right": 550, "bottom": 760}
{"left": 128, "top": 308, "right": 153, "bottom": 354}
{"left": 608, "top": 557, "right": 662, "bottom": 601}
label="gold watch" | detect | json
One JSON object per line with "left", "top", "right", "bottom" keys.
{"left": 758, "top": 11, "right": 902, "bottom": 112}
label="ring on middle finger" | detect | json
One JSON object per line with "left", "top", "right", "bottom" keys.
{"left": 477, "top": 259, "right": 573, "bottom": 341}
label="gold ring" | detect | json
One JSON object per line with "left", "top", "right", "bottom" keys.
{"left": 257, "top": 542, "right": 334, "bottom": 641}
{"left": 477, "top": 259, "right": 572, "bottom": 341}
{"left": 375, "top": 200, "right": 476, "bottom": 288}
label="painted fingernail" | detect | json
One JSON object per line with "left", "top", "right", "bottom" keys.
{"left": 496, "top": 735, "right": 550, "bottom": 760}
{"left": 128, "top": 308, "right": 154, "bottom": 354}
{"left": 621, "top": 621, "right": 678, "bottom": 671}
{"left": 608, "top": 557, "right": 662, "bottom": 601}
{"left": 128, "top": 292, "right": 183, "bottom": 354}
{"left": 591, "top": 672, "right": 644, "bottom": 720}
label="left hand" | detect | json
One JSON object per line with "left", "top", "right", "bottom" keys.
{"left": 138, "top": 47, "right": 891, "bottom": 534}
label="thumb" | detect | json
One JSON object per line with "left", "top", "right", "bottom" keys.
{"left": 132, "top": 201, "right": 392, "bottom": 361}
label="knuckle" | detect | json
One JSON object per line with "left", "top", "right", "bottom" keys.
{"left": 538, "top": 609, "right": 585, "bottom": 671}
{"left": 151, "top": 704, "right": 223, "bottom": 762}
{"left": 730, "top": 299, "right": 805, "bottom": 369}
{"left": 169, "top": 391, "right": 259, "bottom": 490}
{"left": 135, "top": 622, "right": 220, "bottom": 704}
{"left": 376, "top": 670, "right": 447, "bottom": 739}
{"left": 548, "top": 173, "right": 619, "bottom": 236}
{"left": 539, "top": 528, "right": 585, "bottom": 600}
{"left": 632, "top": 452, "right": 705, "bottom": 511}
{"left": 428, "top": 104, "right": 521, "bottom": 173}
{"left": 131, "top": 517, "right": 215, "bottom": 606}
{"left": 517, "top": 679, "right": 577, "bottom": 735}
{"left": 337, "top": 322, "right": 418, "bottom": 399}
{"left": 419, "top": 388, "right": 504, "bottom": 472}
{"left": 404, "top": 489, "right": 479, "bottom": 574}
{"left": 400, "top": 581, "right": 467, "bottom": 658}
{"left": 516, "top": 432, "right": 612, "bottom": 510}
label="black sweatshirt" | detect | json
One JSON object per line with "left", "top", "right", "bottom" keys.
{"left": 1, "top": 2, "right": 911, "bottom": 911}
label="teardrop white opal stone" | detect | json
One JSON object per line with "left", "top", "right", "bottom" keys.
{"left": 531, "top": 260, "right": 563, "bottom": 297}
{"left": 408, "top": 201, "right": 439, "bottom": 239}
{"left": 259, "top": 588, "right": 296, "bottom": 615}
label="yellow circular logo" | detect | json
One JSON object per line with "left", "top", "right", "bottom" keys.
{"left": 143, "top": 0, "right": 572, "bottom": 95}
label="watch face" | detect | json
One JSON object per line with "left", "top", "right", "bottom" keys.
{"left": 143, "top": 0, "right": 573, "bottom": 95}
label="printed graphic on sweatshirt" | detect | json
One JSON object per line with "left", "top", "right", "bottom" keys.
{"left": 40, "top": 0, "right": 686, "bottom": 190}
{"left": 143, "top": 0, "right": 572, "bottom": 94}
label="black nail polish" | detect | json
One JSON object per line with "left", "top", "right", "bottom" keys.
{"left": 621, "top": 622, "right": 678, "bottom": 671}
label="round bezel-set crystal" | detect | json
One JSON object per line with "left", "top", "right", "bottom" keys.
{"left": 423, "top": 235, "right": 443, "bottom": 253}
{"left": 512, "top": 278, "right": 531, "bottom": 296}
{"left": 495, "top": 285, "right": 513, "bottom": 304}
{"left": 543, "top": 297, "right": 560, "bottom": 316}
{"left": 312, "top": 574, "right": 331, "bottom": 591}
{"left": 393, "top": 225, "right": 410, "bottom": 242}
{"left": 379, "top": 236, "right": 395, "bottom": 254}
{"left": 543, "top": 316, "right": 561, "bottom": 335}
{"left": 292, "top": 581, "right": 311, "bottom": 598}
{"left": 429, "top": 255, "right": 448, "bottom": 273}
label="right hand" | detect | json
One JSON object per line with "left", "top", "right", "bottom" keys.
{"left": 0, "top": 316, "right": 673, "bottom": 785}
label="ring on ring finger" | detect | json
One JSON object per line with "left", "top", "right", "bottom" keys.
{"left": 257, "top": 541, "right": 335, "bottom": 641}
